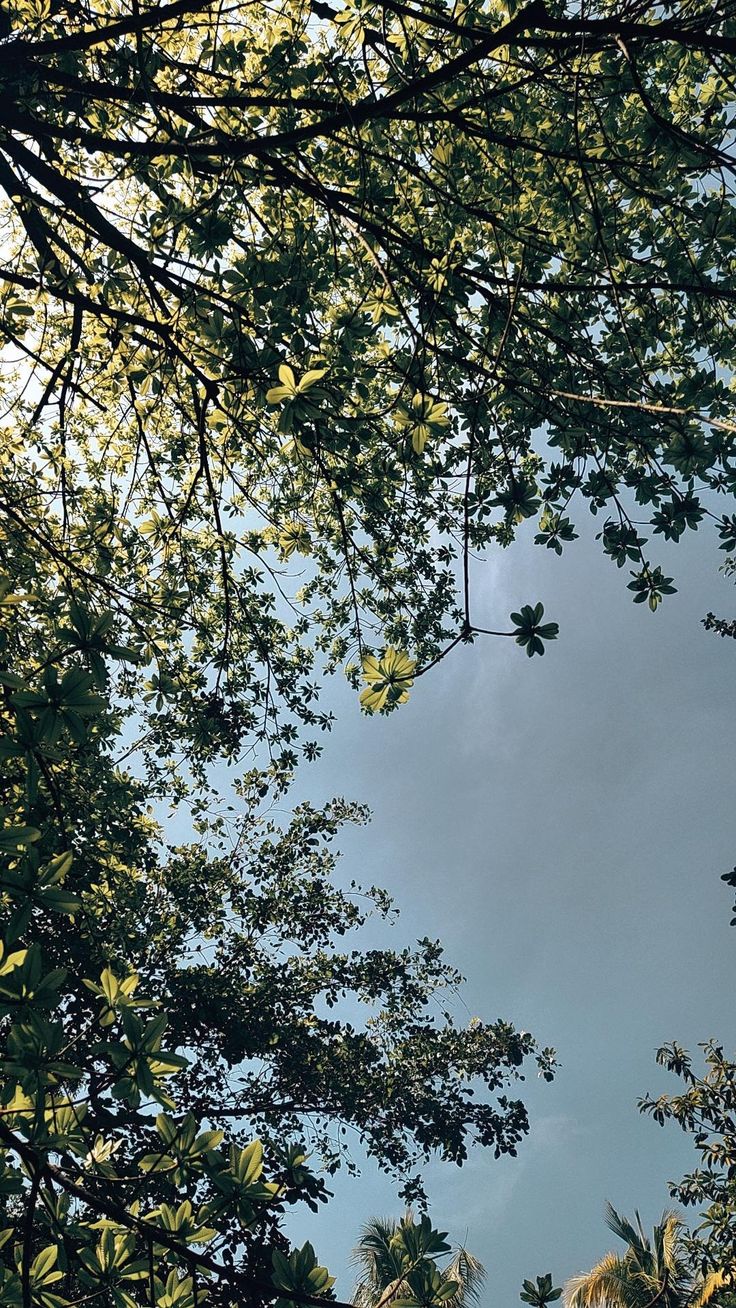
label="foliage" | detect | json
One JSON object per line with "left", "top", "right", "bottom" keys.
{"left": 719, "top": 865, "right": 736, "bottom": 927}
{"left": 1, "top": 0, "right": 736, "bottom": 1302}
{"left": 520, "top": 1274, "right": 562, "bottom": 1308}
{"left": 0, "top": 0, "right": 734, "bottom": 756}
{"left": 510, "top": 605, "right": 559, "bottom": 659}
{"left": 702, "top": 556, "right": 736, "bottom": 640}
{"left": 351, "top": 1214, "right": 485, "bottom": 1308}
{"left": 640, "top": 1043, "right": 736, "bottom": 1282}
{"left": 0, "top": 589, "right": 316, "bottom": 1303}
{"left": 702, "top": 613, "right": 736, "bottom": 640}
{"left": 0, "top": 566, "right": 558, "bottom": 1301}
{"left": 360, "top": 650, "right": 416, "bottom": 713}
{"left": 564, "top": 1204, "right": 729, "bottom": 1308}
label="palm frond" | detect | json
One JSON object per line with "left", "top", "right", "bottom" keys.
{"left": 657, "top": 1213, "right": 683, "bottom": 1278}
{"left": 442, "top": 1247, "right": 487, "bottom": 1308}
{"left": 351, "top": 1217, "right": 400, "bottom": 1265}
{"left": 570, "top": 1205, "right": 716, "bottom": 1308}
{"left": 353, "top": 1285, "right": 379, "bottom": 1308}
{"left": 565, "top": 1253, "right": 638, "bottom": 1308}
{"left": 691, "top": 1270, "right": 730, "bottom": 1308}
{"left": 604, "top": 1206, "right": 650, "bottom": 1259}
{"left": 351, "top": 1217, "right": 403, "bottom": 1307}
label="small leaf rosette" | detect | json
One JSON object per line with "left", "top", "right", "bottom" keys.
{"left": 394, "top": 393, "right": 449, "bottom": 454}
{"left": 360, "top": 647, "right": 416, "bottom": 713}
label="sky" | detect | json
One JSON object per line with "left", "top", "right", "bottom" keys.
{"left": 279, "top": 513, "right": 735, "bottom": 1306}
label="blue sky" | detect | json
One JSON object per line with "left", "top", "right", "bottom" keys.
{"left": 282, "top": 514, "right": 735, "bottom": 1305}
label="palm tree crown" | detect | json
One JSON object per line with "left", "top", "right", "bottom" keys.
{"left": 565, "top": 1205, "right": 727, "bottom": 1308}
{"left": 352, "top": 1215, "right": 486, "bottom": 1308}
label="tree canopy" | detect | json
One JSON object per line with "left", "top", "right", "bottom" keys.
{"left": 1, "top": 0, "right": 735, "bottom": 762}
{"left": 1, "top": 0, "right": 736, "bottom": 1304}
{"left": 640, "top": 1043, "right": 736, "bottom": 1282}
{"left": 0, "top": 562, "right": 557, "bottom": 1303}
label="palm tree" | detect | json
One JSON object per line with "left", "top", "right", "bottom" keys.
{"left": 352, "top": 1215, "right": 486, "bottom": 1308}
{"left": 565, "top": 1205, "right": 727, "bottom": 1308}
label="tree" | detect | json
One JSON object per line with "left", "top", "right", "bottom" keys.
{"left": 0, "top": 564, "right": 556, "bottom": 1303}
{"left": 0, "top": 0, "right": 734, "bottom": 765}
{"left": 703, "top": 559, "right": 736, "bottom": 642}
{"left": 1, "top": 0, "right": 736, "bottom": 1303}
{"left": 351, "top": 1215, "right": 486, "bottom": 1308}
{"left": 564, "top": 1204, "right": 727, "bottom": 1308}
{"left": 640, "top": 1042, "right": 736, "bottom": 1282}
